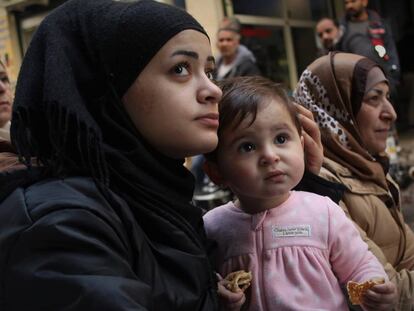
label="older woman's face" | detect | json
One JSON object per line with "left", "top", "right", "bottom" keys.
{"left": 0, "top": 64, "right": 12, "bottom": 128}
{"left": 356, "top": 81, "right": 396, "bottom": 154}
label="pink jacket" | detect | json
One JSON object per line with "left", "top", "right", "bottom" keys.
{"left": 203, "top": 191, "right": 387, "bottom": 310}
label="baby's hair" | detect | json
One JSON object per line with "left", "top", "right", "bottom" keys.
{"left": 206, "top": 76, "right": 301, "bottom": 162}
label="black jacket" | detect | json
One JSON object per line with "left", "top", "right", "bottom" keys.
{"left": 338, "top": 10, "right": 400, "bottom": 91}
{"left": 0, "top": 176, "right": 218, "bottom": 310}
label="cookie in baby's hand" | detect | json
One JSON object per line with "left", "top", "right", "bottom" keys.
{"left": 347, "top": 277, "right": 385, "bottom": 305}
{"left": 224, "top": 270, "right": 252, "bottom": 293}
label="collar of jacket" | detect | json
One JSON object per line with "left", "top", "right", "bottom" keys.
{"left": 0, "top": 140, "right": 43, "bottom": 202}
{"left": 322, "top": 157, "right": 392, "bottom": 196}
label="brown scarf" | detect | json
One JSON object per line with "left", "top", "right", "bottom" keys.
{"left": 294, "top": 52, "right": 389, "bottom": 190}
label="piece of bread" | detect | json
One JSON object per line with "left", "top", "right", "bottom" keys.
{"left": 224, "top": 270, "right": 252, "bottom": 293}
{"left": 347, "top": 278, "right": 385, "bottom": 305}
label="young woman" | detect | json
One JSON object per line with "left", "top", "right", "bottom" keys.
{"left": 0, "top": 0, "right": 324, "bottom": 310}
{"left": 0, "top": 1, "right": 222, "bottom": 309}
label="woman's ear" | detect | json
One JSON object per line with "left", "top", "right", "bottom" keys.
{"left": 203, "top": 160, "right": 225, "bottom": 186}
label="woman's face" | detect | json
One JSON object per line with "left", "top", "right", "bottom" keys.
{"left": 122, "top": 30, "right": 222, "bottom": 159}
{"left": 356, "top": 81, "right": 396, "bottom": 154}
{"left": 0, "top": 64, "right": 12, "bottom": 128}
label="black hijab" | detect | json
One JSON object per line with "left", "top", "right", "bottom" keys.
{"left": 11, "top": 0, "right": 209, "bottom": 254}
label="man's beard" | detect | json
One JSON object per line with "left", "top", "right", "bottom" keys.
{"left": 347, "top": 8, "right": 363, "bottom": 20}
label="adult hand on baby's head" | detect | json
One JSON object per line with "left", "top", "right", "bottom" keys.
{"left": 361, "top": 281, "right": 397, "bottom": 311}
{"left": 295, "top": 104, "right": 323, "bottom": 175}
{"left": 217, "top": 273, "right": 246, "bottom": 311}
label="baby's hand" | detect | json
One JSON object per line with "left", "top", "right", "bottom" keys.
{"left": 217, "top": 273, "right": 246, "bottom": 311}
{"left": 361, "top": 280, "right": 397, "bottom": 311}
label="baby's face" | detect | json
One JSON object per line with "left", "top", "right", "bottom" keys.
{"left": 215, "top": 99, "right": 305, "bottom": 213}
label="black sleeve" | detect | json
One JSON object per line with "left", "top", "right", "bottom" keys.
{"left": 3, "top": 207, "right": 152, "bottom": 310}
{"left": 294, "top": 170, "right": 346, "bottom": 204}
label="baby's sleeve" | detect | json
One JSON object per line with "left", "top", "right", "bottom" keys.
{"left": 326, "top": 197, "right": 388, "bottom": 284}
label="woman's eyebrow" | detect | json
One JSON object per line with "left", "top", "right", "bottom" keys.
{"left": 207, "top": 56, "right": 215, "bottom": 62}
{"left": 171, "top": 51, "right": 215, "bottom": 64}
{"left": 369, "top": 88, "right": 384, "bottom": 96}
{"left": 171, "top": 50, "right": 198, "bottom": 59}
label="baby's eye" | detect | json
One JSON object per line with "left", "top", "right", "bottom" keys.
{"left": 238, "top": 142, "right": 255, "bottom": 153}
{"left": 274, "top": 134, "right": 288, "bottom": 144}
{"left": 172, "top": 62, "right": 190, "bottom": 76}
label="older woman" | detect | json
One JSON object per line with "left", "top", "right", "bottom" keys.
{"left": 294, "top": 52, "right": 414, "bottom": 310}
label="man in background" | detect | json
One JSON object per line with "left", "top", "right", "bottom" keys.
{"left": 339, "top": 0, "right": 403, "bottom": 186}
{"left": 339, "top": 0, "right": 400, "bottom": 93}
{"left": 215, "top": 17, "right": 260, "bottom": 81}
{"left": 315, "top": 17, "right": 343, "bottom": 56}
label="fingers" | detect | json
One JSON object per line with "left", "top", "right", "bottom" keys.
{"left": 226, "top": 295, "right": 246, "bottom": 311}
{"left": 295, "top": 103, "right": 321, "bottom": 146}
{"left": 295, "top": 103, "right": 313, "bottom": 119}
{"left": 300, "top": 121, "right": 324, "bottom": 174}
{"left": 297, "top": 111, "right": 322, "bottom": 150}
{"left": 361, "top": 282, "right": 397, "bottom": 311}
{"left": 217, "top": 282, "right": 246, "bottom": 311}
{"left": 295, "top": 104, "right": 324, "bottom": 175}
{"left": 217, "top": 272, "right": 246, "bottom": 311}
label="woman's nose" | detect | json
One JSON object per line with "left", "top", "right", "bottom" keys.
{"left": 197, "top": 76, "right": 222, "bottom": 105}
{"left": 382, "top": 99, "right": 397, "bottom": 122}
{"left": 0, "top": 80, "right": 7, "bottom": 93}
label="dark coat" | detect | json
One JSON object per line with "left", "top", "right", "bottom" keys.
{"left": 0, "top": 176, "right": 218, "bottom": 310}
{"left": 338, "top": 10, "right": 400, "bottom": 92}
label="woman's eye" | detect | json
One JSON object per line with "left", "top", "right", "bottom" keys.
{"left": 275, "top": 134, "right": 288, "bottom": 144}
{"left": 206, "top": 70, "right": 214, "bottom": 80}
{"left": 0, "top": 76, "right": 9, "bottom": 84}
{"left": 172, "top": 62, "right": 190, "bottom": 76}
{"left": 370, "top": 96, "right": 379, "bottom": 101}
{"left": 238, "top": 142, "right": 255, "bottom": 153}
{"left": 364, "top": 96, "right": 381, "bottom": 106}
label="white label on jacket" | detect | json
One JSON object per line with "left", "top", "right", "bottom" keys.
{"left": 272, "top": 225, "right": 311, "bottom": 237}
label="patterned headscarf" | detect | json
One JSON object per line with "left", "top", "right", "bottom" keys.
{"left": 294, "top": 52, "right": 389, "bottom": 189}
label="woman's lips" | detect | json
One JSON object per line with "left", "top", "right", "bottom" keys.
{"left": 196, "top": 113, "right": 219, "bottom": 128}
{"left": 375, "top": 128, "right": 390, "bottom": 135}
{"left": 0, "top": 101, "right": 11, "bottom": 111}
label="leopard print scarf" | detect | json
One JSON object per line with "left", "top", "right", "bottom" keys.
{"left": 294, "top": 52, "right": 389, "bottom": 190}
